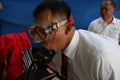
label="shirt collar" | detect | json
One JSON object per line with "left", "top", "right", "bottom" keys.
{"left": 100, "top": 16, "right": 116, "bottom": 24}
{"left": 63, "top": 30, "right": 79, "bottom": 59}
{"left": 112, "top": 17, "right": 116, "bottom": 24}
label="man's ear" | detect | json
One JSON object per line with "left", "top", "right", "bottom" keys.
{"left": 65, "top": 22, "right": 72, "bottom": 34}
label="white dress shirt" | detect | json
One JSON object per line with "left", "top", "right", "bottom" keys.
{"left": 53, "top": 30, "right": 120, "bottom": 80}
{"left": 88, "top": 17, "right": 120, "bottom": 43}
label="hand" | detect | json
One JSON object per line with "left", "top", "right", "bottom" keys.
{"left": 47, "top": 61, "right": 58, "bottom": 73}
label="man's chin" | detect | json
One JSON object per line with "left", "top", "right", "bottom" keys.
{"left": 102, "top": 16, "right": 108, "bottom": 20}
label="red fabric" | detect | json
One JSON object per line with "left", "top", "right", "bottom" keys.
{"left": 0, "top": 32, "right": 31, "bottom": 80}
{"left": 69, "top": 14, "right": 74, "bottom": 25}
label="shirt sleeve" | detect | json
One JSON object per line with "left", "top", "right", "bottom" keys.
{"left": 88, "top": 22, "right": 94, "bottom": 31}
{"left": 92, "top": 54, "right": 115, "bottom": 80}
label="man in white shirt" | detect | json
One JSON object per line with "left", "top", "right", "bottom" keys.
{"left": 88, "top": 0, "right": 120, "bottom": 43}
{"left": 28, "top": 0, "right": 120, "bottom": 80}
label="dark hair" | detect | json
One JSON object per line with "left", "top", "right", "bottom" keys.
{"left": 33, "top": 0, "right": 71, "bottom": 21}
{"left": 101, "top": 0, "right": 116, "bottom": 8}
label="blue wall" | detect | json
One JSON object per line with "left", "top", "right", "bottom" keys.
{"left": 0, "top": 0, "right": 120, "bottom": 47}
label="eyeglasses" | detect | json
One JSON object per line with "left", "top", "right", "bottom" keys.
{"left": 27, "top": 19, "right": 68, "bottom": 43}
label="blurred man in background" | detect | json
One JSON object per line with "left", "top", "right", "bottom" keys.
{"left": 88, "top": 0, "right": 120, "bottom": 44}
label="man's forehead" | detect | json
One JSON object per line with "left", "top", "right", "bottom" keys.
{"left": 101, "top": 1, "right": 114, "bottom": 8}
{"left": 34, "top": 20, "right": 52, "bottom": 27}
{"left": 34, "top": 9, "right": 62, "bottom": 26}
{"left": 102, "top": 1, "right": 112, "bottom": 5}
{"left": 35, "top": 9, "right": 53, "bottom": 21}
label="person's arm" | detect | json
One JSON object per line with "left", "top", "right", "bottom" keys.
{"left": 88, "top": 22, "right": 94, "bottom": 31}
{"left": 92, "top": 54, "right": 115, "bottom": 80}
{"left": 0, "top": 2, "right": 3, "bottom": 10}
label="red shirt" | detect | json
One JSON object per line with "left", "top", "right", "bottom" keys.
{"left": 0, "top": 32, "right": 31, "bottom": 80}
